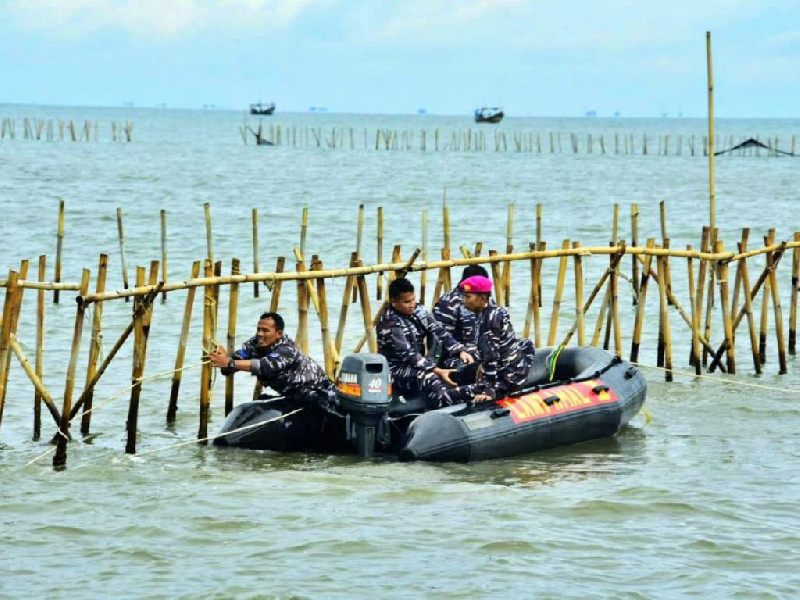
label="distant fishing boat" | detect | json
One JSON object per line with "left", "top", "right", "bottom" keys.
{"left": 250, "top": 102, "right": 275, "bottom": 116}
{"left": 474, "top": 107, "right": 504, "bottom": 123}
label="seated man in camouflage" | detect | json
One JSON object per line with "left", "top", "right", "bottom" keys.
{"left": 433, "top": 265, "right": 492, "bottom": 368}
{"left": 208, "top": 312, "right": 333, "bottom": 408}
{"left": 377, "top": 277, "right": 477, "bottom": 409}
{"left": 460, "top": 275, "right": 535, "bottom": 403}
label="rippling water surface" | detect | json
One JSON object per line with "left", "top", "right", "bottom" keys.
{"left": 1, "top": 105, "right": 799, "bottom": 598}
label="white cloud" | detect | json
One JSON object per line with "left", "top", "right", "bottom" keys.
{"left": 5, "top": 0, "right": 322, "bottom": 38}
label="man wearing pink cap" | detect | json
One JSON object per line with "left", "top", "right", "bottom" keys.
{"left": 461, "top": 275, "right": 535, "bottom": 402}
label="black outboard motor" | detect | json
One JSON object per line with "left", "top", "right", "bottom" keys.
{"left": 335, "top": 354, "right": 392, "bottom": 458}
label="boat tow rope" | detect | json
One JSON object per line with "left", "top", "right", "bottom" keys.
{"left": 631, "top": 361, "right": 800, "bottom": 395}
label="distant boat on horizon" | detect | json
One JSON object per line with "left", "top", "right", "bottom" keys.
{"left": 250, "top": 102, "right": 275, "bottom": 115}
{"left": 474, "top": 107, "right": 503, "bottom": 123}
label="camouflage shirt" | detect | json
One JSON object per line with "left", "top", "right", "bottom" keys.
{"left": 474, "top": 304, "right": 535, "bottom": 387}
{"left": 433, "top": 287, "right": 477, "bottom": 346}
{"left": 377, "top": 304, "right": 465, "bottom": 374}
{"left": 227, "top": 334, "right": 332, "bottom": 396}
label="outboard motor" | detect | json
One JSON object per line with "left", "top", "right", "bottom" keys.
{"left": 335, "top": 354, "right": 392, "bottom": 458}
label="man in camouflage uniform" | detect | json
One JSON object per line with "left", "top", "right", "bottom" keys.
{"left": 209, "top": 312, "right": 333, "bottom": 408}
{"left": 377, "top": 277, "right": 478, "bottom": 409}
{"left": 433, "top": 265, "right": 493, "bottom": 368}
{"left": 461, "top": 275, "right": 535, "bottom": 402}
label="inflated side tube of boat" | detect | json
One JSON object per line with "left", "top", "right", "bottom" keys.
{"left": 399, "top": 346, "right": 646, "bottom": 462}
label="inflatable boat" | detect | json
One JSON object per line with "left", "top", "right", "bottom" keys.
{"left": 213, "top": 346, "right": 646, "bottom": 462}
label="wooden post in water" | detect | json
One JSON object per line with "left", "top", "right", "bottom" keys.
{"left": 225, "top": 258, "right": 241, "bottom": 416}
{"left": 572, "top": 242, "right": 585, "bottom": 346}
{"left": 300, "top": 207, "right": 309, "bottom": 259}
{"left": 610, "top": 244, "right": 622, "bottom": 357}
{"left": 54, "top": 199, "right": 65, "bottom": 304}
{"left": 269, "top": 257, "right": 286, "bottom": 313}
{"left": 53, "top": 269, "right": 91, "bottom": 468}
{"left": 488, "top": 250, "right": 504, "bottom": 307}
{"left": 715, "top": 241, "right": 736, "bottom": 374}
{"left": 252, "top": 208, "right": 260, "bottom": 298}
{"left": 204, "top": 202, "right": 214, "bottom": 264}
{"left": 766, "top": 237, "right": 788, "bottom": 374}
{"left": 80, "top": 254, "right": 108, "bottom": 435}
{"left": 790, "top": 231, "right": 800, "bottom": 354}
{"left": 420, "top": 210, "right": 428, "bottom": 305}
{"left": 736, "top": 236, "right": 762, "bottom": 373}
{"left": 759, "top": 233, "right": 772, "bottom": 364}
{"left": 295, "top": 258, "right": 309, "bottom": 354}
{"left": 335, "top": 253, "right": 358, "bottom": 371}
{"left": 707, "top": 31, "right": 717, "bottom": 231}
{"left": 657, "top": 255, "right": 673, "bottom": 381}
{"left": 442, "top": 191, "right": 452, "bottom": 290}
{"left": 125, "top": 263, "right": 158, "bottom": 454}
{"left": 355, "top": 259, "right": 377, "bottom": 353}
{"left": 33, "top": 256, "right": 46, "bottom": 440}
{"left": 630, "top": 240, "right": 655, "bottom": 363}
{"left": 0, "top": 271, "right": 19, "bottom": 433}
{"left": 547, "top": 240, "right": 570, "bottom": 346}
{"left": 160, "top": 210, "right": 168, "bottom": 303}
{"left": 687, "top": 245, "right": 701, "bottom": 372}
{"left": 503, "top": 204, "right": 514, "bottom": 306}
{"left": 377, "top": 206, "right": 384, "bottom": 300}
{"left": 167, "top": 261, "right": 201, "bottom": 424}
{"left": 314, "top": 259, "right": 336, "bottom": 379}
{"left": 631, "top": 204, "right": 640, "bottom": 304}
{"left": 198, "top": 260, "right": 213, "bottom": 443}
{"left": 117, "top": 208, "right": 130, "bottom": 302}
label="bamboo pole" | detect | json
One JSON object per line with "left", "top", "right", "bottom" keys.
{"left": 420, "top": 210, "right": 428, "bottom": 305}
{"left": 737, "top": 238, "right": 762, "bottom": 373}
{"left": 716, "top": 241, "right": 736, "bottom": 374}
{"left": 377, "top": 206, "right": 384, "bottom": 300}
{"left": 355, "top": 260, "right": 377, "bottom": 353}
{"left": 80, "top": 254, "right": 108, "bottom": 435}
{"left": 702, "top": 230, "right": 718, "bottom": 365}
{"left": 295, "top": 260, "right": 309, "bottom": 354}
{"left": 314, "top": 259, "right": 336, "bottom": 379}
{"left": 488, "top": 250, "right": 504, "bottom": 307}
{"left": 117, "top": 208, "right": 130, "bottom": 302}
{"left": 167, "top": 261, "right": 201, "bottom": 424}
{"left": 198, "top": 260, "right": 213, "bottom": 443}
{"left": 656, "top": 256, "right": 673, "bottom": 381}
{"left": 695, "top": 228, "right": 710, "bottom": 368}
{"left": 766, "top": 237, "right": 788, "bottom": 374}
{"left": 759, "top": 233, "right": 772, "bottom": 364}
{"left": 34, "top": 255, "right": 46, "bottom": 440}
{"left": 547, "top": 240, "right": 570, "bottom": 346}
{"left": 523, "top": 242, "right": 538, "bottom": 340}
{"left": 0, "top": 270, "right": 19, "bottom": 432}
{"left": 335, "top": 253, "right": 358, "bottom": 371}
{"left": 687, "top": 245, "right": 701, "bottom": 373}
{"left": 269, "top": 257, "right": 286, "bottom": 313}
{"left": 707, "top": 31, "right": 717, "bottom": 231}
{"left": 160, "top": 209, "right": 168, "bottom": 303}
{"left": 53, "top": 268, "right": 91, "bottom": 468}
{"left": 76, "top": 243, "right": 800, "bottom": 305}
{"left": 631, "top": 204, "right": 640, "bottom": 304}
{"left": 225, "top": 258, "right": 241, "bottom": 416}
{"left": 252, "top": 208, "right": 260, "bottom": 298}
{"left": 300, "top": 207, "right": 309, "bottom": 259}
{"left": 9, "top": 337, "right": 61, "bottom": 427}
{"left": 126, "top": 264, "right": 158, "bottom": 454}
{"left": 6, "top": 260, "right": 28, "bottom": 376}
{"left": 630, "top": 240, "right": 654, "bottom": 363}
{"left": 204, "top": 202, "right": 214, "bottom": 264}
{"left": 573, "top": 242, "right": 585, "bottom": 346}
{"left": 611, "top": 245, "right": 622, "bottom": 357}
{"left": 442, "top": 192, "right": 452, "bottom": 291}
{"left": 54, "top": 199, "right": 65, "bottom": 304}
{"left": 503, "top": 204, "right": 514, "bottom": 305}
{"left": 790, "top": 232, "right": 800, "bottom": 354}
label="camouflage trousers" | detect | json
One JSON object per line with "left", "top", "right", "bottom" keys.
{"left": 392, "top": 366, "right": 477, "bottom": 409}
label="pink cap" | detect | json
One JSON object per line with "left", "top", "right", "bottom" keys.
{"left": 460, "top": 275, "right": 493, "bottom": 293}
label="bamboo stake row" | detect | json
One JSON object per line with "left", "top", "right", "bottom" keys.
{"left": 0, "top": 118, "right": 133, "bottom": 142}
{"left": 236, "top": 123, "right": 799, "bottom": 157}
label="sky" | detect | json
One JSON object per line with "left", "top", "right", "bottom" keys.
{"left": 1, "top": 0, "right": 799, "bottom": 117}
